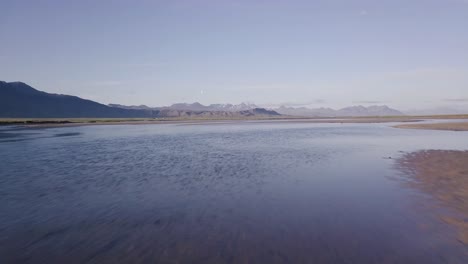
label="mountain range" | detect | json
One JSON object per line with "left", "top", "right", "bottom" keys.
{"left": 0, "top": 81, "right": 152, "bottom": 118}
{"left": 0, "top": 80, "right": 406, "bottom": 118}
{"left": 6, "top": 80, "right": 468, "bottom": 119}
{"left": 110, "top": 102, "right": 403, "bottom": 117}
{"left": 0, "top": 81, "right": 279, "bottom": 118}
{"left": 109, "top": 102, "right": 258, "bottom": 112}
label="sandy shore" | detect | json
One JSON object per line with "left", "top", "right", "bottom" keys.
{"left": 0, "top": 117, "right": 425, "bottom": 128}
{"left": 2, "top": 116, "right": 468, "bottom": 130}
{"left": 397, "top": 150, "right": 468, "bottom": 244}
{"left": 395, "top": 122, "right": 468, "bottom": 131}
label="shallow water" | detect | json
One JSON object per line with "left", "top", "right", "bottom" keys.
{"left": 1, "top": 122, "right": 468, "bottom": 263}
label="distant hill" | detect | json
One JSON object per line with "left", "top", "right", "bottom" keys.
{"left": 109, "top": 102, "right": 278, "bottom": 117}
{"left": 111, "top": 102, "right": 279, "bottom": 118}
{"left": 0, "top": 81, "right": 279, "bottom": 118}
{"left": 0, "top": 81, "right": 154, "bottom": 118}
{"left": 274, "top": 105, "right": 403, "bottom": 117}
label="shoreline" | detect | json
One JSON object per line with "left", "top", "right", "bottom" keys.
{"left": 394, "top": 122, "right": 468, "bottom": 131}
{"left": 0, "top": 117, "right": 424, "bottom": 128}
{"left": 397, "top": 150, "right": 468, "bottom": 244}
{"left": 1, "top": 116, "right": 468, "bottom": 130}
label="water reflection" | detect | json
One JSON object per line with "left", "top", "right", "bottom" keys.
{"left": 0, "top": 122, "right": 467, "bottom": 263}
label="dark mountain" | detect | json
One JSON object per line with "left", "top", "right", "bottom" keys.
{"left": 0, "top": 81, "right": 154, "bottom": 118}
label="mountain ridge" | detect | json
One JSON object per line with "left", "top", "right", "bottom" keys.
{"left": 0, "top": 81, "right": 153, "bottom": 118}
{"left": 109, "top": 102, "right": 259, "bottom": 112}
{"left": 111, "top": 102, "right": 403, "bottom": 117}
{"left": 0, "top": 81, "right": 279, "bottom": 118}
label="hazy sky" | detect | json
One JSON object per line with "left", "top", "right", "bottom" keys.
{"left": 1, "top": 0, "right": 468, "bottom": 110}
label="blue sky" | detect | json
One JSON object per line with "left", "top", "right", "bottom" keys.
{"left": 1, "top": 0, "right": 468, "bottom": 111}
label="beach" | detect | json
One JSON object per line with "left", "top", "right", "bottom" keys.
{"left": 398, "top": 150, "right": 468, "bottom": 244}
{"left": 394, "top": 122, "right": 468, "bottom": 131}
{"left": 0, "top": 116, "right": 437, "bottom": 128}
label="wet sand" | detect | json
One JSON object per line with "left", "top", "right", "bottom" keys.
{"left": 0, "top": 117, "right": 424, "bottom": 128}
{"left": 2, "top": 114, "right": 468, "bottom": 128}
{"left": 395, "top": 122, "right": 468, "bottom": 131}
{"left": 398, "top": 150, "right": 468, "bottom": 244}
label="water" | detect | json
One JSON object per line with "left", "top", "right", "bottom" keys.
{"left": 1, "top": 122, "right": 468, "bottom": 263}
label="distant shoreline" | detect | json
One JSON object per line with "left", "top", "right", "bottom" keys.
{"left": 394, "top": 122, "right": 468, "bottom": 131}
{"left": 0, "top": 116, "right": 423, "bottom": 128}
{"left": 2, "top": 115, "right": 468, "bottom": 129}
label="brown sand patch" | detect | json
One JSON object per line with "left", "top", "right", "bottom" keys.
{"left": 398, "top": 150, "right": 468, "bottom": 244}
{"left": 395, "top": 122, "right": 468, "bottom": 131}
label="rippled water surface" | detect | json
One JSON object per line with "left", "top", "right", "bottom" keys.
{"left": 1, "top": 122, "right": 468, "bottom": 263}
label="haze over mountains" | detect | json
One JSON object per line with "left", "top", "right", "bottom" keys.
{"left": 109, "top": 102, "right": 258, "bottom": 112}
{"left": 109, "top": 102, "right": 255, "bottom": 112}
{"left": 0, "top": 81, "right": 279, "bottom": 118}
{"left": 274, "top": 105, "right": 403, "bottom": 117}
{"left": 4, "top": 80, "right": 458, "bottom": 118}
{"left": 111, "top": 102, "right": 403, "bottom": 117}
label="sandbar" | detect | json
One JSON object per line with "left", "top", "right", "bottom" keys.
{"left": 395, "top": 122, "right": 468, "bottom": 131}
{"left": 398, "top": 150, "right": 468, "bottom": 244}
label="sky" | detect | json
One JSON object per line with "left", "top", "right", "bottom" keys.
{"left": 1, "top": 0, "right": 468, "bottom": 111}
